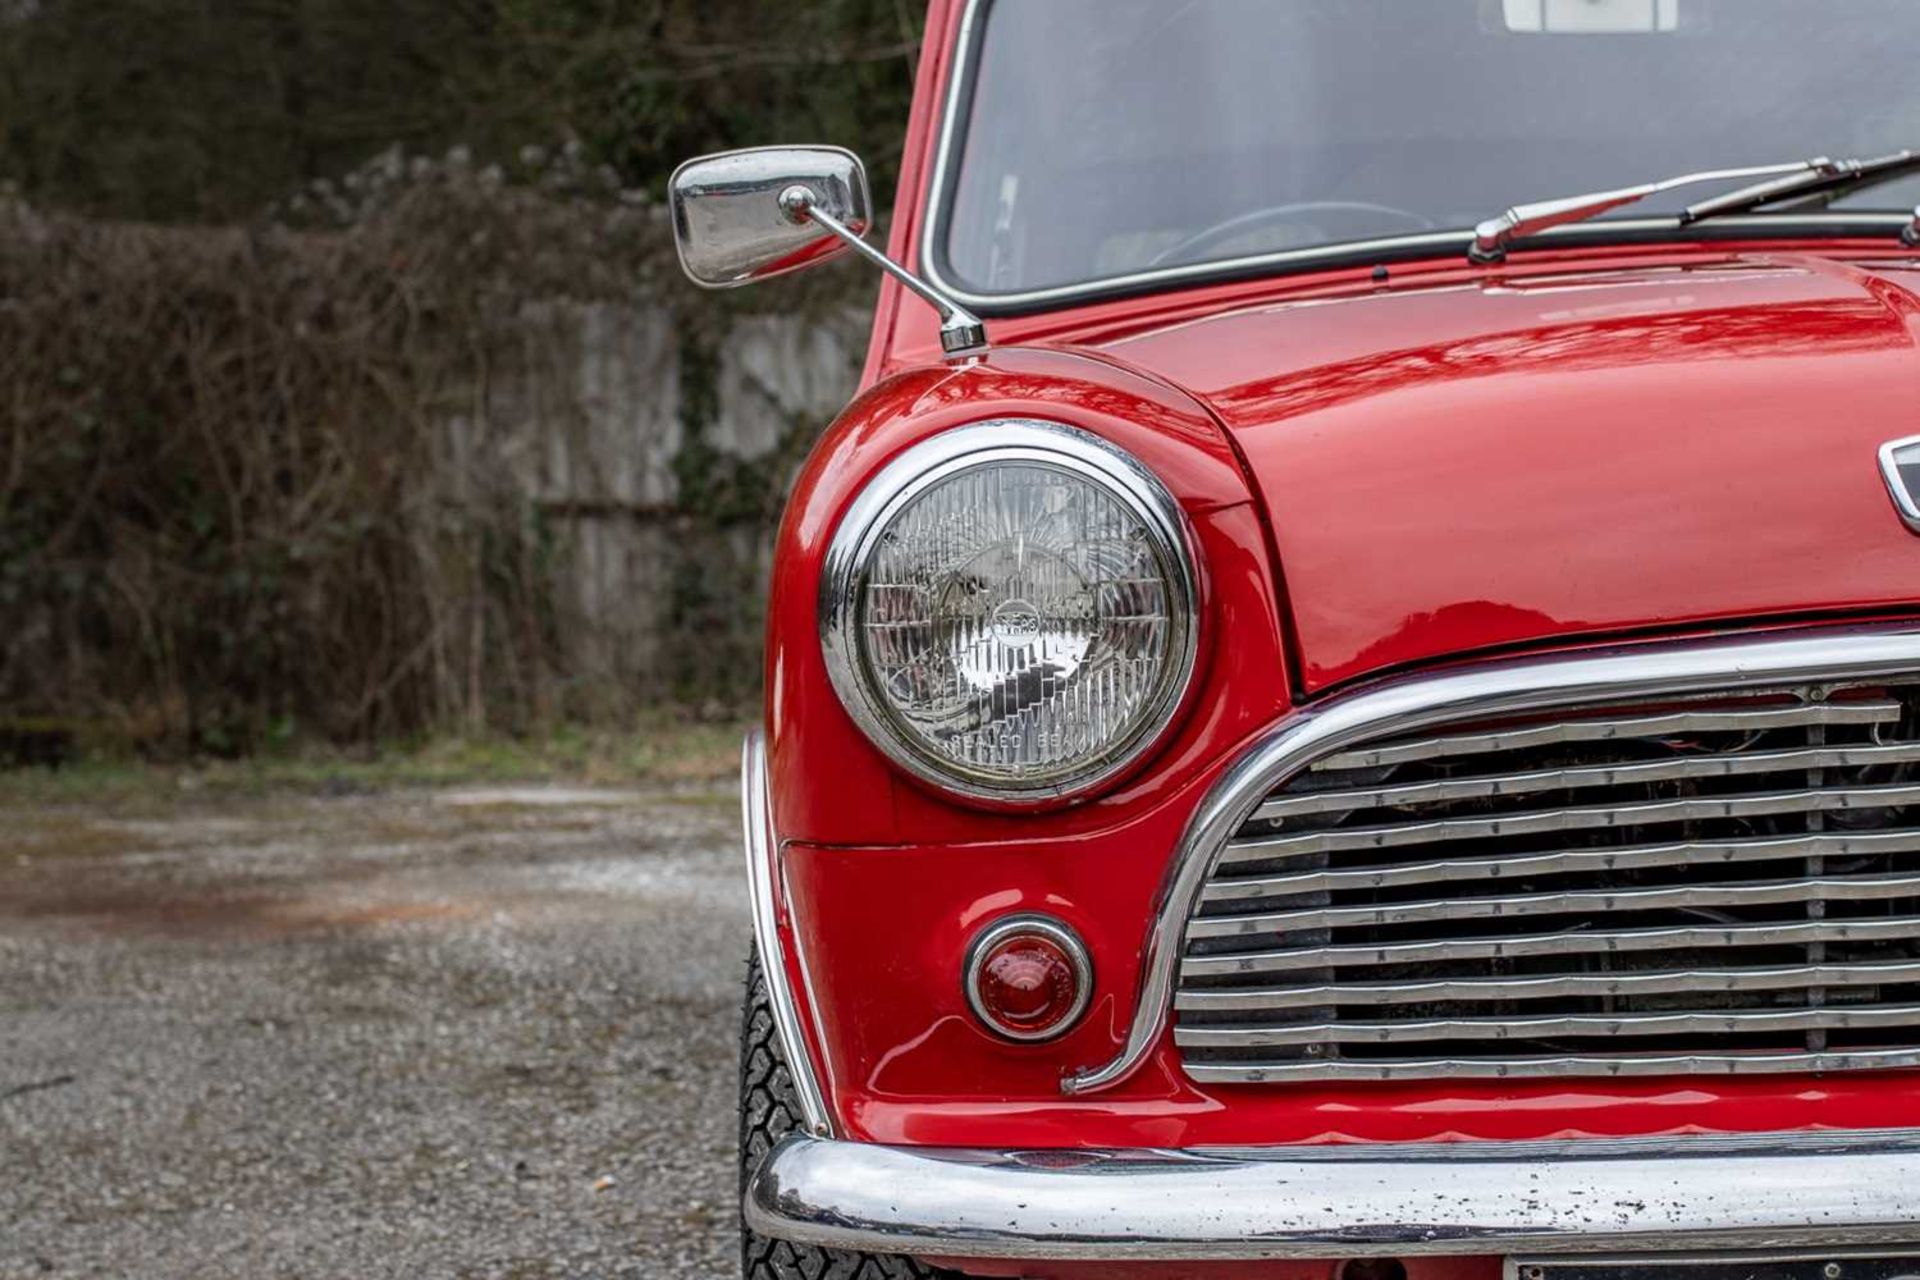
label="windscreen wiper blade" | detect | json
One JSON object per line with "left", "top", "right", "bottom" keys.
{"left": 1469, "top": 153, "right": 1919, "bottom": 263}
{"left": 1681, "top": 148, "right": 1920, "bottom": 222}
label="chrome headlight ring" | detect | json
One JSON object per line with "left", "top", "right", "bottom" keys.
{"left": 819, "top": 419, "right": 1201, "bottom": 805}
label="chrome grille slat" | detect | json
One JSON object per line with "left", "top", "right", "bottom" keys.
{"left": 1175, "top": 959, "right": 1920, "bottom": 1012}
{"left": 1189, "top": 873, "right": 1920, "bottom": 939}
{"left": 1312, "top": 699, "right": 1903, "bottom": 772}
{"left": 1174, "top": 1002, "right": 1920, "bottom": 1048}
{"left": 1220, "top": 783, "right": 1920, "bottom": 864}
{"left": 1183, "top": 1047, "right": 1920, "bottom": 1084}
{"left": 1179, "top": 916, "right": 1920, "bottom": 978}
{"left": 1202, "top": 830, "right": 1920, "bottom": 903}
{"left": 1174, "top": 675, "right": 1920, "bottom": 1084}
{"left": 1257, "top": 742, "right": 1920, "bottom": 819}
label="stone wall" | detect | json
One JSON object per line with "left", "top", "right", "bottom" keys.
{"left": 505, "top": 302, "right": 869, "bottom": 708}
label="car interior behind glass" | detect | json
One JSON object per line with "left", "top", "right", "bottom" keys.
{"left": 942, "top": 0, "right": 1920, "bottom": 293}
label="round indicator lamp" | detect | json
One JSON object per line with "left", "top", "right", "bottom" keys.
{"left": 965, "top": 916, "right": 1093, "bottom": 1043}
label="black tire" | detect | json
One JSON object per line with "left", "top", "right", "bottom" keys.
{"left": 740, "top": 950, "right": 954, "bottom": 1280}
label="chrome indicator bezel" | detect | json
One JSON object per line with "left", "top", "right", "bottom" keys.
{"left": 963, "top": 914, "right": 1095, "bottom": 1043}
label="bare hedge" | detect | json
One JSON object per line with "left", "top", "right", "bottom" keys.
{"left": 0, "top": 169, "right": 845, "bottom": 754}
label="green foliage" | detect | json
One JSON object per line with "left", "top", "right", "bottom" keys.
{"left": 0, "top": 0, "right": 924, "bottom": 222}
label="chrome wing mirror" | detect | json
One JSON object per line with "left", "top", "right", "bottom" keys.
{"left": 669, "top": 145, "right": 986, "bottom": 358}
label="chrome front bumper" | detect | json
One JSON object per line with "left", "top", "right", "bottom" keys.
{"left": 746, "top": 1128, "right": 1920, "bottom": 1263}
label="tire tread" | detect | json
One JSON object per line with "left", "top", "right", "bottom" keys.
{"left": 740, "top": 951, "right": 951, "bottom": 1280}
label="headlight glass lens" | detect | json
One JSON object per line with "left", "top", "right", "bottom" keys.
{"left": 825, "top": 423, "right": 1197, "bottom": 799}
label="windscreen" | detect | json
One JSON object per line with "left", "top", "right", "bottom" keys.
{"left": 939, "top": 0, "right": 1920, "bottom": 295}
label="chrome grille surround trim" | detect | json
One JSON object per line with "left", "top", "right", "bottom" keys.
{"left": 1060, "top": 623, "right": 1920, "bottom": 1096}
{"left": 745, "top": 1126, "right": 1920, "bottom": 1260}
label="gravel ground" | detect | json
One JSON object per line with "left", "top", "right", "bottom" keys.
{"left": 0, "top": 783, "right": 750, "bottom": 1280}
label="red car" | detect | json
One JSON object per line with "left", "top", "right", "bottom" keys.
{"left": 670, "top": 3, "right": 1920, "bottom": 1277}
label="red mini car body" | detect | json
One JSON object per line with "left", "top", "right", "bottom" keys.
{"left": 673, "top": 3, "right": 1920, "bottom": 1277}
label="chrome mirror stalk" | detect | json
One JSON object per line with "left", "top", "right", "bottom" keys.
{"left": 776, "top": 184, "right": 986, "bottom": 357}
{"left": 1904, "top": 204, "right": 1920, "bottom": 247}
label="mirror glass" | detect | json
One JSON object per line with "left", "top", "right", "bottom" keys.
{"left": 669, "top": 146, "right": 871, "bottom": 288}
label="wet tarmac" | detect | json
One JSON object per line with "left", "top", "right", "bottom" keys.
{"left": 0, "top": 785, "right": 749, "bottom": 1279}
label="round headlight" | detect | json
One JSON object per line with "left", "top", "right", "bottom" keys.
{"left": 820, "top": 420, "right": 1199, "bottom": 803}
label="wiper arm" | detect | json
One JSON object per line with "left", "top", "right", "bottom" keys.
{"left": 1469, "top": 159, "right": 1825, "bottom": 263}
{"left": 1681, "top": 148, "right": 1920, "bottom": 222}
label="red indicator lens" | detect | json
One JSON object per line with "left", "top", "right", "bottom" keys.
{"left": 965, "top": 918, "right": 1091, "bottom": 1042}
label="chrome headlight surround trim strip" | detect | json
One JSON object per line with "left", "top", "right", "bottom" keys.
{"left": 1063, "top": 622, "right": 1920, "bottom": 1096}
{"left": 819, "top": 419, "right": 1200, "bottom": 806}
{"left": 746, "top": 1126, "right": 1920, "bottom": 1261}
{"left": 742, "top": 730, "right": 834, "bottom": 1137}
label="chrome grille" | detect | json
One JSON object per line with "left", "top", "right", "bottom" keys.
{"left": 1176, "top": 683, "right": 1920, "bottom": 1082}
